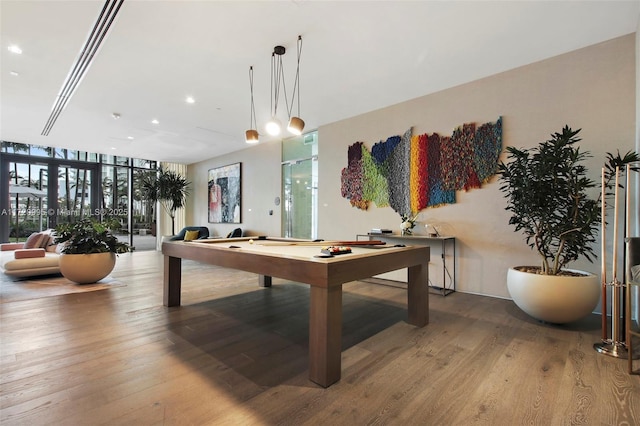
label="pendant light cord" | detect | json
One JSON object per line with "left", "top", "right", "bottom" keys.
{"left": 272, "top": 51, "right": 287, "bottom": 118}
{"left": 249, "top": 66, "right": 256, "bottom": 129}
{"left": 270, "top": 53, "right": 276, "bottom": 117}
{"left": 288, "top": 35, "right": 303, "bottom": 119}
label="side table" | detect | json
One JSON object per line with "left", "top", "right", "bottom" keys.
{"left": 357, "top": 233, "right": 455, "bottom": 296}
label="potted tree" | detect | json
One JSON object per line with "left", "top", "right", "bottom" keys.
{"left": 55, "top": 218, "right": 130, "bottom": 284}
{"left": 141, "top": 167, "right": 191, "bottom": 236}
{"left": 497, "top": 126, "right": 623, "bottom": 323}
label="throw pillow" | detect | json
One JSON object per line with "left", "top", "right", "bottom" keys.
{"left": 44, "top": 238, "right": 59, "bottom": 253}
{"left": 14, "top": 248, "right": 46, "bottom": 259}
{"left": 184, "top": 230, "right": 200, "bottom": 241}
{"left": 23, "top": 232, "right": 46, "bottom": 249}
{"left": 40, "top": 229, "right": 55, "bottom": 246}
{"left": 39, "top": 232, "right": 55, "bottom": 250}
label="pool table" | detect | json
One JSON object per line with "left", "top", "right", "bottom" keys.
{"left": 162, "top": 237, "right": 430, "bottom": 387}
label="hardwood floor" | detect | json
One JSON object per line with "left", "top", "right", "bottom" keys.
{"left": 1, "top": 251, "right": 638, "bottom": 425}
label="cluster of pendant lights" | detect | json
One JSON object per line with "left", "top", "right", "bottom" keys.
{"left": 245, "top": 35, "right": 304, "bottom": 144}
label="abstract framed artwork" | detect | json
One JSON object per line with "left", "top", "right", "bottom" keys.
{"left": 340, "top": 117, "right": 502, "bottom": 215}
{"left": 208, "top": 162, "right": 241, "bottom": 223}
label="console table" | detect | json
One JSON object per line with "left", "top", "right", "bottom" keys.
{"left": 357, "top": 233, "right": 456, "bottom": 296}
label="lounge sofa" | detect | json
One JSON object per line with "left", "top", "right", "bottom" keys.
{"left": 170, "top": 226, "right": 210, "bottom": 241}
{"left": 0, "top": 231, "right": 61, "bottom": 278}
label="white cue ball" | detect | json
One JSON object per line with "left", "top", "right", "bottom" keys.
{"left": 249, "top": 239, "right": 254, "bottom": 244}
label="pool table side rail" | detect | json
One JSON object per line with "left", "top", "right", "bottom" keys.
{"left": 162, "top": 240, "right": 429, "bottom": 288}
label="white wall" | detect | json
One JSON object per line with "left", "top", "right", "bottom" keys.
{"left": 319, "top": 34, "right": 635, "bottom": 298}
{"left": 188, "top": 34, "right": 636, "bottom": 300}
{"left": 188, "top": 140, "right": 282, "bottom": 238}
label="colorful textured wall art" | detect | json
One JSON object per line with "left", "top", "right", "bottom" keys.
{"left": 340, "top": 117, "right": 502, "bottom": 216}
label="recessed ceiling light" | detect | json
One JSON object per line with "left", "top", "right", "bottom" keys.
{"left": 111, "top": 147, "right": 117, "bottom": 150}
{"left": 151, "top": 119, "right": 159, "bottom": 124}
{"left": 127, "top": 136, "right": 134, "bottom": 140}
{"left": 9, "top": 71, "right": 19, "bottom": 76}
{"left": 8, "top": 45, "right": 22, "bottom": 54}
{"left": 185, "top": 96, "right": 195, "bottom": 104}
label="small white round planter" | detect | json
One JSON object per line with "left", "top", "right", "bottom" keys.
{"left": 59, "top": 252, "right": 116, "bottom": 284}
{"left": 507, "top": 267, "right": 600, "bottom": 324}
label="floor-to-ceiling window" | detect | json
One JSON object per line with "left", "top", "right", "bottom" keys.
{"left": 0, "top": 142, "right": 157, "bottom": 250}
{"left": 281, "top": 132, "right": 318, "bottom": 239}
{"left": 4, "top": 157, "right": 49, "bottom": 240}
{"left": 130, "top": 159, "right": 157, "bottom": 248}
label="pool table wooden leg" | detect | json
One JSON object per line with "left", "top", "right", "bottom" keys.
{"left": 163, "top": 255, "right": 182, "bottom": 307}
{"left": 308, "top": 285, "right": 343, "bottom": 387}
{"left": 259, "top": 275, "right": 272, "bottom": 287}
{"left": 407, "top": 262, "right": 429, "bottom": 327}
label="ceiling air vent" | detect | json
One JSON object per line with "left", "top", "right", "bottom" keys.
{"left": 41, "top": 0, "right": 125, "bottom": 136}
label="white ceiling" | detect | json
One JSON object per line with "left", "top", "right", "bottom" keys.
{"left": 1, "top": 1, "right": 638, "bottom": 165}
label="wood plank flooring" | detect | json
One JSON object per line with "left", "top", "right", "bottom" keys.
{"left": 1, "top": 251, "right": 638, "bottom": 425}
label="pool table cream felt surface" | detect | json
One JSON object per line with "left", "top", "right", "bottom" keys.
{"left": 191, "top": 237, "right": 385, "bottom": 258}
{"left": 162, "top": 236, "right": 430, "bottom": 387}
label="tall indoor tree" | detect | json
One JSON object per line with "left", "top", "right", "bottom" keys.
{"left": 141, "top": 167, "right": 191, "bottom": 235}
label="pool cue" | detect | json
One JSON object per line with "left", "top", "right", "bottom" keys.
{"left": 256, "top": 240, "right": 386, "bottom": 246}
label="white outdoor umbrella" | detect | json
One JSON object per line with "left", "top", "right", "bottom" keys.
{"left": 8, "top": 184, "right": 47, "bottom": 237}
{"left": 9, "top": 184, "right": 46, "bottom": 197}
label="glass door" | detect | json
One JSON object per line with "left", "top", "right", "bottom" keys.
{"left": 52, "top": 163, "right": 99, "bottom": 227}
{"left": 131, "top": 167, "right": 157, "bottom": 250}
{"left": 282, "top": 157, "right": 317, "bottom": 239}
{"left": 281, "top": 132, "right": 318, "bottom": 239}
{"left": 6, "top": 161, "right": 49, "bottom": 241}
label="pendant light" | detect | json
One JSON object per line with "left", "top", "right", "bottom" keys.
{"left": 245, "top": 66, "right": 259, "bottom": 143}
{"left": 287, "top": 36, "right": 305, "bottom": 135}
{"left": 252, "top": 36, "right": 306, "bottom": 140}
{"left": 265, "top": 45, "right": 286, "bottom": 136}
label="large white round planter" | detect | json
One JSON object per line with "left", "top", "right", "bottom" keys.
{"left": 59, "top": 252, "right": 116, "bottom": 284}
{"left": 507, "top": 267, "right": 600, "bottom": 324}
